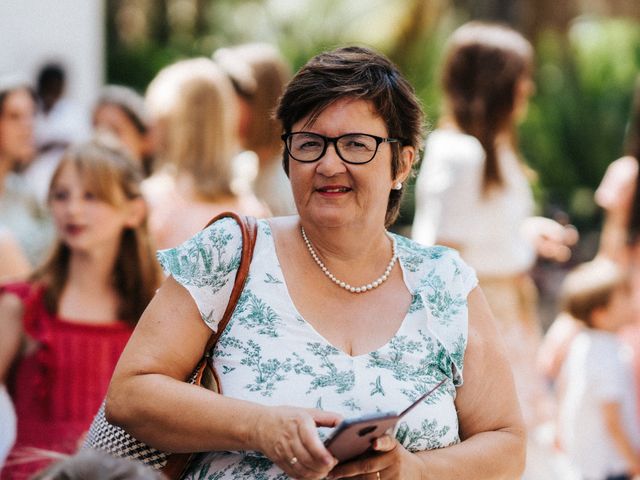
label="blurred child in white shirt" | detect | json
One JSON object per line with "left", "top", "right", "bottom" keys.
{"left": 556, "top": 259, "right": 640, "bottom": 480}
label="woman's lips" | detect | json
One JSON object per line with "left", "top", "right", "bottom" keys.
{"left": 65, "top": 224, "right": 87, "bottom": 236}
{"left": 316, "top": 185, "right": 352, "bottom": 195}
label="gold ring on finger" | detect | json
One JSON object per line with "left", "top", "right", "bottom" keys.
{"left": 289, "top": 456, "right": 298, "bottom": 466}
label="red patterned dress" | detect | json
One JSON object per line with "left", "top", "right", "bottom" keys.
{"left": 0, "top": 282, "right": 133, "bottom": 479}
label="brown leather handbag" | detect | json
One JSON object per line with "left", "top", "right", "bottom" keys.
{"left": 83, "top": 212, "right": 258, "bottom": 479}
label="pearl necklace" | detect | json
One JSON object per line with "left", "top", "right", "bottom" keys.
{"left": 301, "top": 226, "right": 397, "bottom": 294}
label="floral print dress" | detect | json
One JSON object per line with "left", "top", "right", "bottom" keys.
{"left": 157, "top": 218, "right": 477, "bottom": 479}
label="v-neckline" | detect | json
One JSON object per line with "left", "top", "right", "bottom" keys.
{"left": 262, "top": 219, "right": 413, "bottom": 359}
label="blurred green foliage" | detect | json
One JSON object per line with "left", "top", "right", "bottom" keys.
{"left": 106, "top": 1, "right": 640, "bottom": 236}
{"left": 521, "top": 17, "right": 640, "bottom": 233}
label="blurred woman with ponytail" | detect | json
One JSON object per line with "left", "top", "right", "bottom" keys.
{"left": 412, "top": 22, "right": 576, "bottom": 433}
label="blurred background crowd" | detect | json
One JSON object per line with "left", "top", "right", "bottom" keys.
{"left": 1, "top": 0, "right": 640, "bottom": 479}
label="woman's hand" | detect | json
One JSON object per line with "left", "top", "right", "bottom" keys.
{"left": 327, "top": 435, "right": 424, "bottom": 479}
{"left": 253, "top": 405, "right": 342, "bottom": 479}
{"left": 521, "top": 216, "right": 578, "bottom": 262}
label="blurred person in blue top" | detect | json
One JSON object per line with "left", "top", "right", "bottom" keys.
{"left": 105, "top": 46, "right": 525, "bottom": 480}
{"left": 0, "top": 74, "right": 55, "bottom": 267}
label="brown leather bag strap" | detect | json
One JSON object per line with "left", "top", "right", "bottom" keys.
{"left": 162, "top": 214, "right": 257, "bottom": 479}
{"left": 202, "top": 212, "right": 258, "bottom": 354}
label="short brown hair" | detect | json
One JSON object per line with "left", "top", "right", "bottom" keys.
{"left": 560, "top": 259, "right": 627, "bottom": 326}
{"left": 276, "top": 46, "right": 425, "bottom": 227}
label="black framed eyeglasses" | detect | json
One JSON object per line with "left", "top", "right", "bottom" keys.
{"left": 281, "top": 132, "right": 400, "bottom": 165}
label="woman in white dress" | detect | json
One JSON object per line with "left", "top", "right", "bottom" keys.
{"left": 412, "top": 22, "right": 576, "bottom": 430}
{"left": 105, "top": 46, "right": 525, "bottom": 480}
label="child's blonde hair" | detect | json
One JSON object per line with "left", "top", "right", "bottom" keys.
{"left": 33, "top": 135, "right": 162, "bottom": 324}
{"left": 560, "top": 259, "right": 628, "bottom": 327}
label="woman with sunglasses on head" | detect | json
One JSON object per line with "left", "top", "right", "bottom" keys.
{"left": 105, "top": 46, "right": 525, "bottom": 479}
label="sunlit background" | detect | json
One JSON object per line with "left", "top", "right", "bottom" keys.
{"left": 1, "top": 0, "right": 640, "bottom": 299}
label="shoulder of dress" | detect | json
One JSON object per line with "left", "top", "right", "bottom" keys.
{"left": 0, "top": 280, "right": 41, "bottom": 300}
{"left": 394, "top": 234, "right": 459, "bottom": 275}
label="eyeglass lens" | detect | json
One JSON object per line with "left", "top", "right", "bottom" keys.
{"left": 287, "top": 133, "right": 380, "bottom": 163}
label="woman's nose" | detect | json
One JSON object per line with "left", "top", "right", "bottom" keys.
{"left": 64, "top": 195, "right": 85, "bottom": 216}
{"left": 315, "top": 142, "right": 347, "bottom": 176}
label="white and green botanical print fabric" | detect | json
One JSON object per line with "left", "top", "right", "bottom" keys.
{"left": 157, "top": 218, "right": 477, "bottom": 479}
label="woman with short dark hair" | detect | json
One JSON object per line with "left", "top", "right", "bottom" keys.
{"left": 106, "top": 46, "right": 525, "bottom": 479}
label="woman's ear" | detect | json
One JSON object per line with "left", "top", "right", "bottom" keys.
{"left": 124, "top": 197, "right": 147, "bottom": 229}
{"left": 393, "top": 145, "right": 416, "bottom": 186}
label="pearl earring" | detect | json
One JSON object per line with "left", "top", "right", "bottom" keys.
{"left": 392, "top": 182, "right": 402, "bottom": 190}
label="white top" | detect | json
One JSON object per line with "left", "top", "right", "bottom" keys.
{"left": 412, "top": 129, "right": 536, "bottom": 277}
{"left": 558, "top": 330, "right": 640, "bottom": 478}
{"left": 254, "top": 159, "right": 297, "bottom": 217}
{"left": 158, "top": 218, "right": 478, "bottom": 479}
{"left": 34, "top": 98, "right": 90, "bottom": 149}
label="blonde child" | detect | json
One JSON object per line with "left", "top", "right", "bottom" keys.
{"left": 556, "top": 259, "right": 640, "bottom": 480}
{"left": 0, "top": 136, "right": 162, "bottom": 478}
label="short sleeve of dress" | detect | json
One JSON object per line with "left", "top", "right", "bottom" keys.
{"left": 0, "top": 282, "right": 34, "bottom": 302}
{"left": 397, "top": 237, "right": 478, "bottom": 387}
{"left": 156, "top": 217, "right": 243, "bottom": 332}
{"left": 432, "top": 248, "right": 477, "bottom": 386}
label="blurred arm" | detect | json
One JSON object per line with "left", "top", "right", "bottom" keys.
{"left": 106, "top": 276, "right": 264, "bottom": 452}
{"left": 0, "top": 230, "right": 31, "bottom": 282}
{"left": 0, "top": 292, "right": 25, "bottom": 383}
{"left": 602, "top": 401, "right": 640, "bottom": 475}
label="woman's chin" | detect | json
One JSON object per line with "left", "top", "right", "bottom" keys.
{"left": 304, "top": 210, "right": 352, "bottom": 229}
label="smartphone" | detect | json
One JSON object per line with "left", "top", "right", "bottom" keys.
{"left": 323, "top": 378, "right": 446, "bottom": 463}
